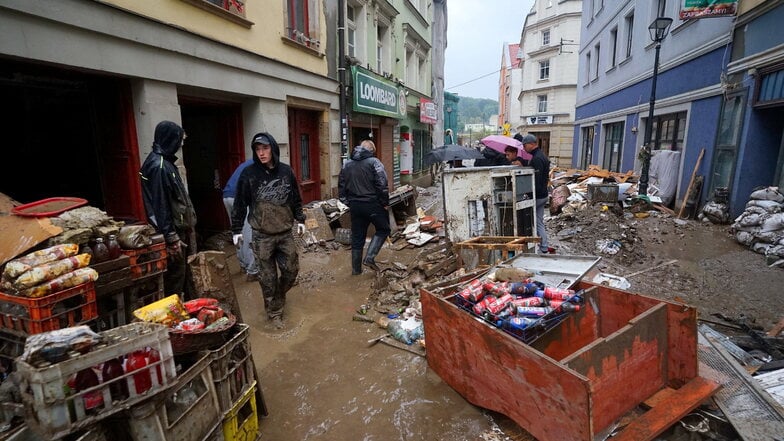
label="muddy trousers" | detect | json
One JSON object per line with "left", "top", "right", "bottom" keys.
{"left": 251, "top": 231, "right": 300, "bottom": 319}
{"left": 349, "top": 202, "right": 390, "bottom": 273}
{"left": 535, "top": 197, "right": 549, "bottom": 253}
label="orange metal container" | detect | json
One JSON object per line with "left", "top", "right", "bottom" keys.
{"left": 421, "top": 280, "right": 717, "bottom": 441}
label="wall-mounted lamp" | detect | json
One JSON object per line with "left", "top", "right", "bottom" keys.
{"left": 631, "top": 126, "right": 638, "bottom": 133}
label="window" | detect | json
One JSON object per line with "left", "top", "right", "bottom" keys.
{"left": 585, "top": 52, "right": 591, "bottom": 84}
{"left": 539, "top": 59, "right": 550, "bottom": 80}
{"left": 542, "top": 29, "right": 550, "bottom": 46}
{"left": 406, "top": 48, "right": 416, "bottom": 88}
{"left": 625, "top": 13, "right": 634, "bottom": 59}
{"left": 593, "top": 43, "right": 601, "bottom": 79}
{"left": 377, "top": 23, "right": 389, "bottom": 73}
{"left": 286, "top": 0, "right": 320, "bottom": 49}
{"left": 537, "top": 95, "right": 548, "bottom": 113}
{"left": 648, "top": 111, "right": 687, "bottom": 151}
{"left": 609, "top": 27, "right": 618, "bottom": 68}
{"left": 347, "top": 5, "right": 356, "bottom": 58}
{"left": 602, "top": 122, "right": 624, "bottom": 172}
{"left": 580, "top": 126, "right": 595, "bottom": 170}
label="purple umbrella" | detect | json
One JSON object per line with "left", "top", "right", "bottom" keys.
{"left": 481, "top": 135, "right": 532, "bottom": 161}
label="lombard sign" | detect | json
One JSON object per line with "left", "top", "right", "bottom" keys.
{"left": 352, "top": 66, "right": 404, "bottom": 119}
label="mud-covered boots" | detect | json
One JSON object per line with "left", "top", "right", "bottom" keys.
{"left": 351, "top": 250, "right": 363, "bottom": 275}
{"left": 362, "top": 236, "right": 385, "bottom": 272}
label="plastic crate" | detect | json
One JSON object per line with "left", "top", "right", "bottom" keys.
{"left": 0, "top": 282, "right": 98, "bottom": 335}
{"left": 123, "top": 274, "right": 164, "bottom": 323}
{"left": 17, "top": 322, "right": 177, "bottom": 440}
{"left": 222, "top": 381, "right": 259, "bottom": 441}
{"left": 121, "top": 242, "right": 167, "bottom": 280}
{"left": 96, "top": 291, "right": 125, "bottom": 331}
{"left": 209, "top": 324, "right": 256, "bottom": 413}
{"left": 125, "top": 352, "right": 222, "bottom": 441}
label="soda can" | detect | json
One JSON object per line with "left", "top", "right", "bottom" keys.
{"left": 472, "top": 295, "right": 495, "bottom": 316}
{"left": 510, "top": 282, "right": 539, "bottom": 296}
{"left": 483, "top": 282, "right": 511, "bottom": 297}
{"left": 515, "top": 306, "right": 554, "bottom": 317}
{"left": 512, "top": 297, "right": 545, "bottom": 308}
{"left": 457, "top": 283, "right": 484, "bottom": 303}
{"left": 542, "top": 286, "right": 575, "bottom": 300}
{"left": 500, "top": 316, "right": 541, "bottom": 332}
{"left": 485, "top": 293, "right": 514, "bottom": 316}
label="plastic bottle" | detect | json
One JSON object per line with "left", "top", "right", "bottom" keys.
{"left": 92, "top": 237, "right": 109, "bottom": 263}
{"left": 107, "top": 234, "right": 121, "bottom": 260}
{"left": 74, "top": 368, "right": 104, "bottom": 415}
{"left": 126, "top": 350, "right": 152, "bottom": 394}
{"left": 101, "top": 357, "right": 128, "bottom": 402}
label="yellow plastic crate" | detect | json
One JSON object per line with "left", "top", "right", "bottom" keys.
{"left": 223, "top": 381, "right": 259, "bottom": 441}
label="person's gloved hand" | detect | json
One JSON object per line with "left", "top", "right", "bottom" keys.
{"left": 166, "top": 240, "right": 184, "bottom": 261}
{"left": 232, "top": 234, "right": 242, "bottom": 246}
{"left": 296, "top": 223, "right": 307, "bottom": 236}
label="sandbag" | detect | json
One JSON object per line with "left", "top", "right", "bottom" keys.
{"left": 747, "top": 199, "right": 782, "bottom": 212}
{"left": 750, "top": 186, "right": 784, "bottom": 203}
{"left": 760, "top": 213, "right": 784, "bottom": 232}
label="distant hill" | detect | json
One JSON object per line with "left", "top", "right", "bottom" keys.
{"left": 456, "top": 97, "right": 498, "bottom": 127}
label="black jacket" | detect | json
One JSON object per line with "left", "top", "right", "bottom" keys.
{"left": 338, "top": 145, "right": 389, "bottom": 207}
{"left": 529, "top": 147, "right": 550, "bottom": 199}
{"left": 139, "top": 121, "right": 197, "bottom": 244}
{"left": 232, "top": 132, "right": 305, "bottom": 235}
{"left": 474, "top": 147, "right": 510, "bottom": 167}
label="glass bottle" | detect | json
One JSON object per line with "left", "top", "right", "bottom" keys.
{"left": 145, "top": 347, "right": 163, "bottom": 387}
{"left": 101, "top": 357, "right": 129, "bottom": 402}
{"left": 92, "top": 237, "right": 109, "bottom": 263}
{"left": 80, "top": 242, "right": 94, "bottom": 260}
{"left": 74, "top": 367, "right": 104, "bottom": 415}
{"left": 107, "top": 234, "right": 121, "bottom": 260}
{"left": 126, "top": 350, "right": 151, "bottom": 395}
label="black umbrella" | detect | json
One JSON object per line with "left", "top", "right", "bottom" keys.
{"left": 424, "top": 144, "right": 485, "bottom": 166}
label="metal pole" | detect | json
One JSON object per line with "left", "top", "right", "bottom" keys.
{"left": 638, "top": 40, "right": 662, "bottom": 197}
{"left": 338, "top": 0, "right": 349, "bottom": 160}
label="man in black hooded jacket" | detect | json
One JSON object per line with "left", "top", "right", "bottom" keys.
{"left": 338, "top": 140, "right": 390, "bottom": 275}
{"left": 139, "top": 120, "right": 197, "bottom": 297}
{"left": 231, "top": 132, "right": 305, "bottom": 329}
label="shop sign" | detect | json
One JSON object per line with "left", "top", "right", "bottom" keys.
{"left": 679, "top": 0, "right": 737, "bottom": 19}
{"left": 419, "top": 98, "right": 437, "bottom": 125}
{"left": 352, "top": 66, "right": 404, "bottom": 119}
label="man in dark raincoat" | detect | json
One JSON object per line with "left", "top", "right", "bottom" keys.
{"left": 139, "top": 120, "right": 197, "bottom": 297}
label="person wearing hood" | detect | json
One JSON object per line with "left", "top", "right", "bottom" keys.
{"left": 231, "top": 132, "right": 305, "bottom": 329}
{"left": 223, "top": 158, "right": 257, "bottom": 282}
{"left": 338, "top": 139, "right": 390, "bottom": 275}
{"left": 139, "top": 120, "right": 197, "bottom": 297}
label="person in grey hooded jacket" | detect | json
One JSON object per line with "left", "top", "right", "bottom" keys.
{"left": 139, "top": 120, "right": 197, "bottom": 297}
{"left": 338, "top": 140, "right": 390, "bottom": 275}
{"left": 231, "top": 132, "right": 305, "bottom": 329}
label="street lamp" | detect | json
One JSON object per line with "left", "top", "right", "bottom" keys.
{"left": 638, "top": 16, "right": 673, "bottom": 197}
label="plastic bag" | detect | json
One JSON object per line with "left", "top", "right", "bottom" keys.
{"left": 2, "top": 244, "right": 79, "bottom": 280}
{"left": 21, "top": 325, "right": 102, "bottom": 365}
{"left": 117, "top": 224, "right": 156, "bottom": 249}
{"left": 12, "top": 254, "right": 91, "bottom": 290}
{"left": 133, "top": 294, "right": 190, "bottom": 327}
{"left": 20, "top": 267, "right": 98, "bottom": 298}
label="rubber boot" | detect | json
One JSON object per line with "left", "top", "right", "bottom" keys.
{"left": 362, "top": 236, "right": 385, "bottom": 272}
{"left": 351, "top": 250, "right": 363, "bottom": 275}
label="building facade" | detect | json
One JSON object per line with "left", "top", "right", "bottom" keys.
{"left": 515, "top": 0, "right": 582, "bottom": 168}
{"left": 573, "top": 0, "right": 733, "bottom": 210}
{"left": 719, "top": 0, "right": 784, "bottom": 217}
{"left": 499, "top": 43, "right": 522, "bottom": 131}
{"left": 0, "top": 0, "right": 338, "bottom": 239}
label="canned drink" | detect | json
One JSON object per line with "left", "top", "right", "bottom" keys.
{"left": 485, "top": 293, "right": 514, "bottom": 316}
{"left": 457, "top": 284, "right": 484, "bottom": 303}
{"left": 472, "top": 295, "right": 495, "bottom": 316}
{"left": 499, "top": 316, "right": 541, "bottom": 332}
{"left": 542, "top": 286, "right": 575, "bottom": 300}
{"left": 512, "top": 296, "right": 545, "bottom": 308}
{"left": 483, "top": 282, "right": 511, "bottom": 297}
{"left": 515, "top": 306, "right": 554, "bottom": 317}
{"left": 510, "top": 282, "right": 540, "bottom": 296}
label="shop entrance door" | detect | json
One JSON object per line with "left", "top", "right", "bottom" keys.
{"left": 288, "top": 108, "right": 321, "bottom": 203}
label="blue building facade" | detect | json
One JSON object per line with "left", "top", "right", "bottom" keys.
{"left": 573, "top": 0, "right": 734, "bottom": 211}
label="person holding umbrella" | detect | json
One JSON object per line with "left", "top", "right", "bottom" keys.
{"left": 504, "top": 145, "right": 527, "bottom": 166}
{"left": 518, "top": 133, "right": 552, "bottom": 254}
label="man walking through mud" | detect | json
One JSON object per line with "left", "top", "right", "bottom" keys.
{"left": 231, "top": 132, "right": 306, "bottom": 329}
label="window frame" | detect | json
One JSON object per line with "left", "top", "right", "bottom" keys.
{"left": 539, "top": 59, "right": 550, "bottom": 81}
{"left": 537, "top": 94, "right": 548, "bottom": 113}
{"left": 286, "top": 0, "right": 321, "bottom": 49}
{"left": 580, "top": 125, "right": 595, "bottom": 170}
{"left": 542, "top": 29, "right": 551, "bottom": 47}
{"left": 624, "top": 12, "right": 634, "bottom": 59}
{"left": 609, "top": 27, "right": 618, "bottom": 68}
{"left": 602, "top": 121, "right": 624, "bottom": 172}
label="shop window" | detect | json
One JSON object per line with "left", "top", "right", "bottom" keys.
{"left": 708, "top": 93, "right": 744, "bottom": 198}
{"left": 412, "top": 128, "right": 432, "bottom": 173}
{"left": 602, "top": 122, "right": 624, "bottom": 172}
{"left": 648, "top": 111, "right": 686, "bottom": 151}
{"left": 580, "top": 125, "right": 595, "bottom": 170}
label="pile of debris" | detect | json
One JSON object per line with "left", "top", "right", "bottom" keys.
{"left": 730, "top": 186, "right": 784, "bottom": 267}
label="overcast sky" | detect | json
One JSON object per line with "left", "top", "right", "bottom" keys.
{"left": 444, "top": 0, "right": 535, "bottom": 100}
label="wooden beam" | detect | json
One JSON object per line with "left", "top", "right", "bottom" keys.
{"left": 678, "top": 148, "right": 705, "bottom": 219}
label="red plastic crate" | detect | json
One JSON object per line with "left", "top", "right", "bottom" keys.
{"left": 121, "top": 242, "right": 168, "bottom": 279}
{"left": 0, "top": 282, "right": 98, "bottom": 335}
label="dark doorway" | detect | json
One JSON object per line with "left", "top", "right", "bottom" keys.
{"left": 531, "top": 131, "right": 551, "bottom": 157}
{"left": 180, "top": 100, "right": 244, "bottom": 239}
{"left": 288, "top": 108, "right": 322, "bottom": 203}
{"left": 0, "top": 60, "right": 143, "bottom": 221}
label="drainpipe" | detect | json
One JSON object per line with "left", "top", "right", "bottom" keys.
{"left": 338, "top": 0, "right": 349, "bottom": 160}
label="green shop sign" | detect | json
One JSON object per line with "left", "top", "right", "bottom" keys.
{"left": 352, "top": 66, "right": 405, "bottom": 119}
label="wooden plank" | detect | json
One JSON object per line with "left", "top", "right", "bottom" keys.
{"left": 611, "top": 376, "right": 720, "bottom": 441}
{"left": 767, "top": 317, "right": 784, "bottom": 337}
{"left": 678, "top": 148, "right": 705, "bottom": 219}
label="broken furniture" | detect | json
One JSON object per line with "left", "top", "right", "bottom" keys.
{"left": 421, "top": 252, "right": 719, "bottom": 441}
{"left": 452, "top": 236, "right": 540, "bottom": 268}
